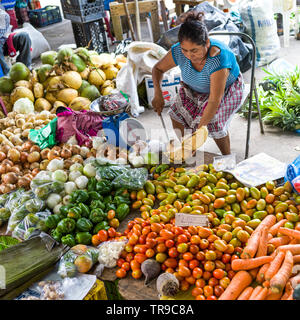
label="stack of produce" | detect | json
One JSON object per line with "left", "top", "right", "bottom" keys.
{"left": 88, "top": 164, "right": 300, "bottom": 300}
{"left": 0, "top": 48, "right": 127, "bottom": 116}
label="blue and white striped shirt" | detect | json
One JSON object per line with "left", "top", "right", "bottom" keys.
{"left": 0, "top": 7, "right": 11, "bottom": 47}
{"left": 171, "top": 38, "right": 240, "bottom": 94}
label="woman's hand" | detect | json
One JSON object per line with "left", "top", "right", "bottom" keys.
{"left": 152, "top": 92, "right": 165, "bottom": 116}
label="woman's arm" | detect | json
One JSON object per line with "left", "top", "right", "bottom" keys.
{"left": 198, "top": 68, "right": 229, "bottom": 128}
{"left": 152, "top": 50, "right": 177, "bottom": 115}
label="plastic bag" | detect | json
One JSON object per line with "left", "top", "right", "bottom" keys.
{"left": 30, "top": 179, "right": 64, "bottom": 200}
{"left": 58, "top": 244, "right": 99, "bottom": 279}
{"left": 98, "top": 239, "right": 127, "bottom": 268}
{"left": 95, "top": 163, "right": 130, "bottom": 181}
{"left": 89, "top": 90, "right": 129, "bottom": 113}
{"left": 285, "top": 155, "right": 300, "bottom": 193}
{"left": 12, "top": 210, "right": 51, "bottom": 240}
{"left": 111, "top": 167, "right": 148, "bottom": 191}
{"left": 29, "top": 118, "right": 58, "bottom": 150}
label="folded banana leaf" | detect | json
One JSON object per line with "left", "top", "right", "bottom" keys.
{"left": 0, "top": 233, "right": 68, "bottom": 298}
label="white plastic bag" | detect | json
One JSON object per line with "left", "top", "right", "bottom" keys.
{"left": 238, "top": 0, "right": 280, "bottom": 66}
{"left": 15, "top": 23, "right": 51, "bottom": 60}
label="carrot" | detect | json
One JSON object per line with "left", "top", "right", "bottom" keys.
{"left": 249, "top": 268, "right": 258, "bottom": 279}
{"left": 277, "top": 244, "right": 300, "bottom": 255}
{"left": 270, "top": 250, "right": 294, "bottom": 294}
{"left": 289, "top": 239, "right": 300, "bottom": 244}
{"left": 281, "top": 282, "right": 293, "bottom": 300}
{"left": 248, "top": 286, "right": 263, "bottom": 300}
{"left": 241, "top": 230, "right": 261, "bottom": 259}
{"left": 269, "top": 219, "right": 288, "bottom": 236}
{"left": 268, "top": 236, "right": 291, "bottom": 248}
{"left": 265, "top": 288, "right": 282, "bottom": 300}
{"left": 218, "top": 271, "right": 252, "bottom": 300}
{"left": 278, "top": 227, "right": 300, "bottom": 240}
{"left": 256, "top": 263, "right": 270, "bottom": 283}
{"left": 267, "top": 233, "right": 273, "bottom": 241}
{"left": 265, "top": 251, "right": 285, "bottom": 281}
{"left": 253, "top": 287, "right": 268, "bottom": 300}
{"left": 231, "top": 256, "right": 274, "bottom": 271}
{"left": 255, "top": 214, "right": 277, "bottom": 234}
{"left": 289, "top": 274, "right": 300, "bottom": 288}
{"left": 257, "top": 226, "right": 269, "bottom": 257}
{"left": 262, "top": 280, "right": 270, "bottom": 288}
{"left": 293, "top": 255, "right": 300, "bottom": 263}
{"left": 237, "top": 287, "right": 254, "bottom": 300}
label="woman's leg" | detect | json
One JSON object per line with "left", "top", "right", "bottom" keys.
{"left": 170, "top": 117, "right": 185, "bottom": 141}
{"left": 214, "top": 134, "right": 231, "bottom": 155}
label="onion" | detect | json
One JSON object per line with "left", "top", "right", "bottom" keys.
{"left": 48, "top": 149, "right": 60, "bottom": 161}
{"left": 22, "top": 141, "right": 33, "bottom": 152}
{"left": 23, "top": 173, "right": 33, "bottom": 180}
{"left": 20, "top": 152, "right": 28, "bottom": 163}
{"left": 39, "top": 159, "right": 49, "bottom": 170}
{"left": 7, "top": 148, "right": 20, "bottom": 163}
{"left": 30, "top": 145, "right": 41, "bottom": 153}
{"left": 71, "top": 155, "right": 83, "bottom": 164}
{"left": 40, "top": 148, "right": 50, "bottom": 160}
{"left": 61, "top": 148, "right": 72, "bottom": 159}
{"left": 23, "top": 162, "right": 30, "bottom": 169}
{"left": 0, "top": 152, "right": 6, "bottom": 162}
{"left": 31, "top": 168, "right": 40, "bottom": 176}
{"left": 0, "top": 144, "right": 10, "bottom": 154}
{"left": 2, "top": 159, "right": 13, "bottom": 166}
{"left": 0, "top": 164, "right": 7, "bottom": 175}
{"left": 80, "top": 146, "right": 90, "bottom": 158}
{"left": 11, "top": 165, "right": 21, "bottom": 174}
{"left": 30, "top": 162, "right": 40, "bottom": 170}
{"left": 17, "top": 177, "right": 31, "bottom": 189}
{"left": 0, "top": 183, "right": 15, "bottom": 194}
{"left": 2, "top": 172, "right": 18, "bottom": 184}
{"left": 27, "top": 151, "right": 40, "bottom": 163}
{"left": 71, "top": 145, "right": 81, "bottom": 155}
{"left": 63, "top": 159, "right": 73, "bottom": 170}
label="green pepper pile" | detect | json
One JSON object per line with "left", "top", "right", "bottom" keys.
{"left": 46, "top": 177, "right": 132, "bottom": 246}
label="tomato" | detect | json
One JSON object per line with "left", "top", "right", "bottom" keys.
{"left": 132, "top": 269, "right": 142, "bottom": 279}
{"left": 134, "top": 253, "right": 147, "bottom": 264}
{"left": 188, "top": 226, "right": 198, "bottom": 235}
{"left": 165, "top": 267, "right": 175, "bottom": 274}
{"left": 127, "top": 221, "right": 134, "bottom": 229}
{"left": 189, "top": 259, "right": 200, "bottom": 270}
{"left": 117, "top": 258, "right": 125, "bottom": 268}
{"left": 205, "top": 250, "right": 217, "bottom": 261}
{"left": 203, "top": 271, "right": 212, "bottom": 281}
{"left": 142, "top": 226, "right": 151, "bottom": 236}
{"left": 160, "top": 229, "right": 174, "bottom": 240}
{"left": 147, "top": 231, "right": 158, "bottom": 239}
{"left": 203, "top": 285, "right": 214, "bottom": 298}
{"left": 204, "top": 261, "right": 215, "bottom": 272}
{"left": 134, "top": 244, "right": 148, "bottom": 254}
{"left": 138, "top": 234, "right": 147, "bottom": 245}
{"left": 145, "top": 248, "right": 155, "bottom": 258}
{"left": 146, "top": 238, "right": 157, "bottom": 248}
{"left": 192, "top": 287, "right": 204, "bottom": 297}
{"left": 227, "top": 270, "right": 236, "bottom": 279}
{"left": 185, "top": 276, "right": 196, "bottom": 285}
{"left": 192, "top": 267, "right": 203, "bottom": 279}
{"left": 128, "top": 234, "right": 139, "bottom": 245}
{"left": 177, "top": 234, "right": 188, "bottom": 243}
{"left": 130, "top": 259, "right": 141, "bottom": 271}
{"left": 230, "top": 254, "right": 240, "bottom": 262}
{"left": 199, "top": 239, "right": 209, "bottom": 250}
{"left": 121, "top": 262, "right": 130, "bottom": 271}
{"left": 116, "top": 268, "right": 127, "bottom": 278}
{"left": 91, "top": 234, "right": 101, "bottom": 246}
{"left": 206, "top": 295, "right": 217, "bottom": 300}
{"left": 221, "top": 253, "right": 231, "bottom": 264}
{"left": 208, "top": 277, "right": 219, "bottom": 287}
{"left": 178, "top": 259, "right": 189, "bottom": 268}
{"left": 213, "top": 268, "right": 226, "bottom": 280}
{"left": 107, "top": 210, "right": 116, "bottom": 220}
{"left": 125, "top": 252, "right": 134, "bottom": 263}
{"left": 155, "top": 253, "right": 167, "bottom": 263}
{"left": 195, "top": 278, "right": 206, "bottom": 288}
{"left": 156, "top": 243, "right": 167, "bottom": 253}
{"left": 189, "top": 244, "right": 200, "bottom": 255}
{"left": 165, "top": 239, "right": 175, "bottom": 248}
{"left": 97, "top": 230, "right": 108, "bottom": 242}
{"left": 182, "top": 252, "right": 194, "bottom": 261}
{"left": 180, "top": 280, "right": 190, "bottom": 291}
{"left": 168, "top": 247, "right": 179, "bottom": 258}
{"left": 177, "top": 243, "right": 189, "bottom": 253}
{"left": 151, "top": 223, "right": 163, "bottom": 233}
{"left": 178, "top": 266, "right": 191, "bottom": 278}
{"left": 214, "top": 285, "right": 225, "bottom": 297}
{"left": 107, "top": 227, "right": 117, "bottom": 238}
{"left": 219, "top": 277, "right": 230, "bottom": 289}
{"left": 164, "top": 258, "right": 178, "bottom": 269}
{"left": 190, "top": 235, "right": 201, "bottom": 245}
{"left": 195, "top": 295, "right": 206, "bottom": 300}
{"left": 196, "top": 251, "right": 206, "bottom": 261}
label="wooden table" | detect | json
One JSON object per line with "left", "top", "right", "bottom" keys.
{"left": 172, "top": 0, "right": 206, "bottom": 17}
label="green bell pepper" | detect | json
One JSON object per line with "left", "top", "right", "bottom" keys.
{"left": 76, "top": 217, "right": 93, "bottom": 232}
{"left": 96, "top": 179, "right": 112, "bottom": 195}
{"left": 103, "top": 195, "right": 113, "bottom": 205}
{"left": 45, "top": 214, "right": 61, "bottom": 229}
{"left": 51, "top": 228, "right": 63, "bottom": 242}
{"left": 113, "top": 195, "right": 131, "bottom": 206}
{"left": 56, "top": 218, "right": 76, "bottom": 234}
{"left": 75, "top": 232, "right": 92, "bottom": 245}
{"left": 78, "top": 203, "right": 90, "bottom": 218}
{"left": 116, "top": 203, "right": 130, "bottom": 221}
{"left": 87, "top": 177, "right": 97, "bottom": 192}
{"left": 93, "top": 220, "right": 110, "bottom": 234}
{"left": 61, "top": 234, "right": 76, "bottom": 247}
{"left": 105, "top": 203, "right": 116, "bottom": 212}
{"left": 88, "top": 191, "right": 103, "bottom": 201}
{"left": 67, "top": 207, "right": 82, "bottom": 220}
{"left": 115, "top": 188, "right": 129, "bottom": 197}
{"left": 70, "top": 190, "right": 89, "bottom": 204}
{"left": 60, "top": 204, "right": 73, "bottom": 217}
{"left": 90, "top": 200, "right": 105, "bottom": 211}
{"left": 89, "top": 208, "right": 106, "bottom": 224}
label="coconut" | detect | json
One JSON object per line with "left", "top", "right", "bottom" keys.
{"left": 57, "top": 47, "right": 73, "bottom": 64}
{"left": 30, "top": 69, "right": 39, "bottom": 84}
{"left": 53, "top": 100, "right": 67, "bottom": 109}
{"left": 78, "top": 80, "right": 90, "bottom": 94}
{"left": 80, "top": 68, "right": 90, "bottom": 80}
{"left": 61, "top": 71, "right": 82, "bottom": 90}
{"left": 47, "top": 76, "right": 64, "bottom": 92}
{"left": 35, "top": 98, "right": 52, "bottom": 112}
{"left": 0, "top": 77, "right": 14, "bottom": 94}
{"left": 33, "top": 82, "right": 44, "bottom": 98}
{"left": 41, "top": 51, "right": 57, "bottom": 65}
{"left": 69, "top": 97, "right": 91, "bottom": 111}
{"left": 9, "top": 62, "right": 30, "bottom": 82}
{"left": 56, "top": 88, "right": 78, "bottom": 105}
{"left": 37, "top": 64, "right": 53, "bottom": 83}
{"left": 10, "top": 86, "right": 35, "bottom": 105}
{"left": 101, "top": 80, "right": 114, "bottom": 89}
{"left": 101, "top": 86, "right": 114, "bottom": 96}
{"left": 80, "top": 85, "right": 100, "bottom": 102}
{"left": 103, "top": 66, "right": 118, "bottom": 80}
{"left": 70, "top": 54, "right": 86, "bottom": 73}
{"left": 14, "top": 80, "right": 33, "bottom": 91}
{"left": 75, "top": 47, "right": 90, "bottom": 62}
{"left": 45, "top": 91, "right": 58, "bottom": 104}
{"left": 88, "top": 69, "right": 106, "bottom": 87}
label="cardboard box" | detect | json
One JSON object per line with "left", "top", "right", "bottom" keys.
{"left": 145, "top": 72, "right": 181, "bottom": 107}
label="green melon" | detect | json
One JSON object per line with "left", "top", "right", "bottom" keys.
{"left": 0, "top": 77, "right": 14, "bottom": 94}
{"left": 9, "top": 62, "right": 30, "bottom": 82}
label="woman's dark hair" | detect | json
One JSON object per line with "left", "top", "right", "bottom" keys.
{"left": 178, "top": 11, "right": 208, "bottom": 46}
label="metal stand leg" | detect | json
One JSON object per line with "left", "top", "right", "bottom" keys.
{"left": 254, "top": 81, "right": 264, "bottom": 134}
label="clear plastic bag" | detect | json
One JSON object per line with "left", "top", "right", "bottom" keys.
{"left": 97, "top": 239, "right": 127, "bottom": 268}
{"left": 111, "top": 167, "right": 148, "bottom": 191}
{"left": 90, "top": 90, "right": 129, "bottom": 113}
{"left": 30, "top": 179, "right": 64, "bottom": 200}
{"left": 58, "top": 244, "right": 99, "bottom": 279}
{"left": 95, "top": 163, "right": 130, "bottom": 181}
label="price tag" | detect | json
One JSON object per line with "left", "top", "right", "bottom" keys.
{"left": 175, "top": 213, "right": 209, "bottom": 227}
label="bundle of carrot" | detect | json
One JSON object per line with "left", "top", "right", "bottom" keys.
{"left": 219, "top": 215, "right": 300, "bottom": 300}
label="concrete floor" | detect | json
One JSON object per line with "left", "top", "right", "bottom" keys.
{"left": 35, "top": 18, "right": 300, "bottom": 165}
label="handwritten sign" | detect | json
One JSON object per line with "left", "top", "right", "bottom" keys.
{"left": 175, "top": 213, "right": 209, "bottom": 227}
